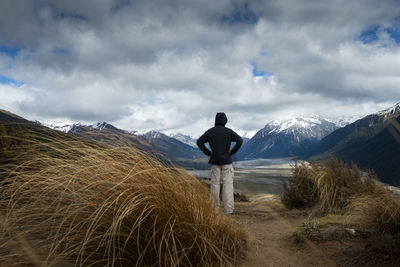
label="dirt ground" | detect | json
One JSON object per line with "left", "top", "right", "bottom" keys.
{"left": 232, "top": 198, "right": 365, "bottom": 267}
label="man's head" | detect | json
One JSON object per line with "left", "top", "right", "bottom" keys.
{"left": 215, "top": 112, "right": 228, "bottom": 126}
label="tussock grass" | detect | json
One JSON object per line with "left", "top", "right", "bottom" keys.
{"left": 283, "top": 156, "right": 400, "bottom": 264}
{"left": 281, "top": 161, "right": 319, "bottom": 209}
{"left": 346, "top": 188, "right": 400, "bottom": 266}
{"left": 351, "top": 188, "right": 400, "bottom": 235}
{"left": 0, "top": 132, "right": 247, "bottom": 266}
{"left": 282, "top": 157, "right": 379, "bottom": 214}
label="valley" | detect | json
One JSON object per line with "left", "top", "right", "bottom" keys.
{"left": 189, "top": 158, "right": 294, "bottom": 198}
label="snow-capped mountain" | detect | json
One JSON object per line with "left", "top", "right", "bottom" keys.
{"left": 53, "top": 124, "right": 74, "bottom": 133}
{"left": 39, "top": 122, "right": 74, "bottom": 133}
{"left": 377, "top": 102, "right": 400, "bottom": 118}
{"left": 45, "top": 122, "right": 124, "bottom": 134}
{"left": 262, "top": 116, "right": 339, "bottom": 139}
{"left": 327, "top": 116, "right": 361, "bottom": 128}
{"left": 140, "top": 130, "right": 205, "bottom": 162}
{"left": 171, "top": 133, "right": 197, "bottom": 147}
{"left": 142, "top": 130, "right": 165, "bottom": 139}
{"left": 47, "top": 123, "right": 206, "bottom": 165}
{"left": 313, "top": 102, "right": 400, "bottom": 158}
{"left": 238, "top": 116, "right": 340, "bottom": 159}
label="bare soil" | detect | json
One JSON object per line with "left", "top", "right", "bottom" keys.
{"left": 232, "top": 198, "right": 367, "bottom": 267}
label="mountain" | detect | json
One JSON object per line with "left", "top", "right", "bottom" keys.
{"left": 171, "top": 133, "right": 197, "bottom": 147}
{"left": 0, "top": 111, "right": 206, "bottom": 169}
{"left": 238, "top": 116, "right": 340, "bottom": 159}
{"left": 61, "top": 124, "right": 206, "bottom": 166}
{"left": 0, "top": 110, "right": 90, "bottom": 166}
{"left": 141, "top": 131, "right": 204, "bottom": 159}
{"left": 0, "top": 109, "right": 29, "bottom": 123}
{"left": 64, "top": 122, "right": 153, "bottom": 153}
{"left": 242, "top": 137, "right": 250, "bottom": 145}
{"left": 311, "top": 102, "right": 400, "bottom": 186}
{"left": 311, "top": 103, "right": 400, "bottom": 157}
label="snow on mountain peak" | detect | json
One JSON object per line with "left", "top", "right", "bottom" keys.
{"left": 42, "top": 122, "right": 76, "bottom": 133}
{"left": 143, "top": 130, "right": 165, "bottom": 139}
{"left": 377, "top": 102, "right": 400, "bottom": 117}
{"left": 92, "top": 122, "right": 108, "bottom": 130}
{"left": 45, "top": 121, "right": 111, "bottom": 133}
{"left": 254, "top": 115, "right": 340, "bottom": 141}
{"left": 265, "top": 116, "right": 328, "bottom": 134}
{"left": 171, "top": 133, "right": 197, "bottom": 147}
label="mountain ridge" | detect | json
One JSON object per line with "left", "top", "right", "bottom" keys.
{"left": 310, "top": 102, "right": 400, "bottom": 186}
{"left": 239, "top": 116, "right": 341, "bottom": 159}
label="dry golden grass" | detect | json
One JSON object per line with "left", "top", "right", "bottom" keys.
{"left": 350, "top": 187, "right": 400, "bottom": 235}
{"left": 281, "top": 157, "right": 380, "bottom": 214}
{"left": 281, "top": 160, "right": 319, "bottom": 209}
{"left": 282, "top": 156, "right": 400, "bottom": 265}
{"left": 313, "top": 158, "right": 366, "bottom": 214}
{"left": 0, "top": 131, "right": 247, "bottom": 266}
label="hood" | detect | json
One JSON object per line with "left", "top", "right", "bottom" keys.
{"left": 215, "top": 112, "right": 228, "bottom": 126}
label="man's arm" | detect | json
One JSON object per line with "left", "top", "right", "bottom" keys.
{"left": 197, "top": 133, "right": 212, "bottom": 156}
{"left": 230, "top": 131, "right": 243, "bottom": 155}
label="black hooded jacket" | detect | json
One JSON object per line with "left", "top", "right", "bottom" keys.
{"left": 197, "top": 112, "right": 243, "bottom": 165}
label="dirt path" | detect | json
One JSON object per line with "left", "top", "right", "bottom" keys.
{"left": 232, "top": 199, "right": 349, "bottom": 267}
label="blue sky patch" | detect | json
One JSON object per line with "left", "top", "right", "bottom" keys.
{"left": 359, "top": 25, "right": 380, "bottom": 44}
{"left": 252, "top": 63, "right": 270, "bottom": 77}
{"left": 359, "top": 24, "right": 400, "bottom": 44}
{"left": 0, "top": 45, "right": 20, "bottom": 59}
{"left": 222, "top": 3, "right": 258, "bottom": 25}
{"left": 386, "top": 27, "right": 400, "bottom": 43}
{"left": 0, "top": 74, "right": 24, "bottom": 87}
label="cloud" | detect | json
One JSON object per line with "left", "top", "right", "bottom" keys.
{"left": 0, "top": 0, "right": 400, "bottom": 137}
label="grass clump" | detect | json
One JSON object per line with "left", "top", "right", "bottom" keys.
{"left": 351, "top": 189, "right": 400, "bottom": 235}
{"left": 281, "top": 157, "right": 378, "bottom": 214}
{"left": 346, "top": 189, "right": 400, "bottom": 266}
{"left": 298, "top": 215, "right": 351, "bottom": 237}
{"left": 283, "top": 156, "right": 400, "bottom": 265}
{"left": 281, "top": 161, "right": 319, "bottom": 209}
{"left": 0, "top": 133, "right": 248, "bottom": 266}
{"left": 299, "top": 218, "right": 320, "bottom": 236}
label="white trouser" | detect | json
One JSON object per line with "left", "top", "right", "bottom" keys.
{"left": 210, "top": 164, "right": 234, "bottom": 214}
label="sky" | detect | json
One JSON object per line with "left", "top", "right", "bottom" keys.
{"left": 1, "top": 0, "right": 400, "bottom": 137}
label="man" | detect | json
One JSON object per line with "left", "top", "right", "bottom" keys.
{"left": 197, "top": 112, "right": 243, "bottom": 214}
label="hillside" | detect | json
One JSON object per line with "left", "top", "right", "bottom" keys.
{"left": 310, "top": 103, "right": 400, "bottom": 186}
{"left": 329, "top": 117, "right": 400, "bottom": 186}
{"left": 0, "top": 117, "right": 247, "bottom": 266}
{"left": 0, "top": 109, "right": 28, "bottom": 123}
{"left": 0, "top": 111, "right": 81, "bottom": 166}
{"left": 0, "top": 110, "right": 207, "bottom": 169}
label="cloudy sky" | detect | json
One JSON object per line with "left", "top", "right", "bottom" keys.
{"left": 1, "top": 0, "right": 400, "bottom": 137}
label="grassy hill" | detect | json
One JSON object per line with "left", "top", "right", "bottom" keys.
{"left": 0, "top": 110, "right": 247, "bottom": 266}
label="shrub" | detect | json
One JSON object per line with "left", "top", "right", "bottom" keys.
{"left": 0, "top": 134, "right": 248, "bottom": 266}
{"left": 282, "top": 157, "right": 380, "bottom": 214}
{"left": 281, "top": 160, "right": 319, "bottom": 209}
{"left": 314, "top": 158, "right": 365, "bottom": 213}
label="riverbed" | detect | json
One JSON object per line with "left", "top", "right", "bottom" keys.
{"left": 188, "top": 158, "right": 294, "bottom": 197}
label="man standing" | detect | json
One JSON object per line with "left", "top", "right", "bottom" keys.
{"left": 197, "top": 112, "right": 243, "bottom": 214}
